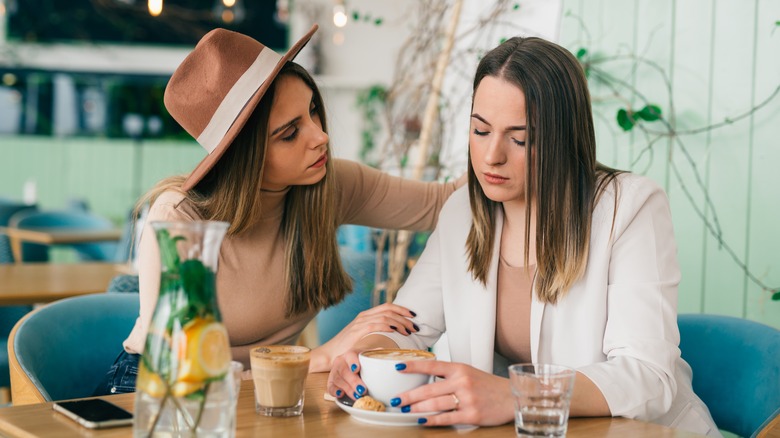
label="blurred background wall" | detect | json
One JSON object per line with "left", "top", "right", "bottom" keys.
{"left": 0, "top": 0, "right": 777, "bottom": 327}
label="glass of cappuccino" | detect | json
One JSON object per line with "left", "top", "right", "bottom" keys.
{"left": 250, "top": 345, "right": 311, "bottom": 417}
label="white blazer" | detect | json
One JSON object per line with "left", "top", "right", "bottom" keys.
{"left": 382, "top": 174, "right": 720, "bottom": 437}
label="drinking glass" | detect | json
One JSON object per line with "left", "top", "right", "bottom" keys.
{"left": 508, "top": 363, "right": 576, "bottom": 438}
{"left": 228, "top": 361, "right": 244, "bottom": 437}
{"left": 250, "top": 345, "right": 311, "bottom": 417}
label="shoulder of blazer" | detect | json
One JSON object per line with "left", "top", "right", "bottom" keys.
{"left": 595, "top": 172, "right": 669, "bottom": 238}
{"left": 437, "top": 185, "right": 472, "bottom": 231}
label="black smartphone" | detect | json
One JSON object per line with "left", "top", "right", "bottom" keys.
{"left": 52, "top": 399, "right": 133, "bottom": 429}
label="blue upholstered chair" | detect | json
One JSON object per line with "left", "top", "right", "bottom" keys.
{"left": 8, "top": 294, "right": 139, "bottom": 404}
{"left": 0, "top": 200, "right": 36, "bottom": 399}
{"left": 0, "top": 200, "right": 37, "bottom": 263}
{"left": 8, "top": 209, "right": 119, "bottom": 262}
{"left": 678, "top": 314, "right": 780, "bottom": 438}
{"left": 0, "top": 306, "right": 32, "bottom": 401}
{"left": 316, "top": 246, "right": 377, "bottom": 345}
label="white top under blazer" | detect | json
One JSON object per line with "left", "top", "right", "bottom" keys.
{"left": 381, "top": 174, "right": 721, "bottom": 436}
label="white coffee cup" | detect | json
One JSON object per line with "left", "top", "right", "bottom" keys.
{"left": 358, "top": 348, "right": 435, "bottom": 410}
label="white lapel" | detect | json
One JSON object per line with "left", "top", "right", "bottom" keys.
{"left": 467, "top": 209, "right": 503, "bottom": 374}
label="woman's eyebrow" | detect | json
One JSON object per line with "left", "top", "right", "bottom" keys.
{"left": 271, "top": 116, "right": 301, "bottom": 136}
{"left": 471, "top": 113, "right": 526, "bottom": 131}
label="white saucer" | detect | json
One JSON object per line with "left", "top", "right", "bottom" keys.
{"left": 334, "top": 400, "right": 441, "bottom": 427}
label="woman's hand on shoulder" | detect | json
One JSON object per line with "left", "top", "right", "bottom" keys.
{"left": 394, "top": 361, "right": 514, "bottom": 427}
{"left": 311, "top": 303, "right": 418, "bottom": 372}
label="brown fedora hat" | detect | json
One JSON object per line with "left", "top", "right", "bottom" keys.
{"left": 165, "top": 25, "right": 318, "bottom": 191}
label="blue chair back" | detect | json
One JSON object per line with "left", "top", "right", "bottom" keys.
{"left": 0, "top": 200, "right": 36, "bottom": 388}
{"left": 11, "top": 294, "right": 139, "bottom": 402}
{"left": 9, "top": 210, "right": 119, "bottom": 262}
{"left": 0, "top": 306, "right": 32, "bottom": 388}
{"left": 678, "top": 314, "right": 780, "bottom": 438}
{"left": 0, "top": 201, "right": 37, "bottom": 263}
{"left": 316, "top": 246, "right": 378, "bottom": 345}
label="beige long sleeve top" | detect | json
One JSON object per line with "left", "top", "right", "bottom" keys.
{"left": 123, "top": 159, "right": 457, "bottom": 366}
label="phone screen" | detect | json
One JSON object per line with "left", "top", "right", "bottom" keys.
{"left": 53, "top": 399, "right": 133, "bottom": 429}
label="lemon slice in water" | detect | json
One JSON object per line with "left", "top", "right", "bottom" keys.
{"left": 176, "top": 319, "right": 231, "bottom": 383}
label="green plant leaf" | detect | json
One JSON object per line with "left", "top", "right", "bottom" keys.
{"left": 180, "top": 259, "right": 210, "bottom": 312}
{"left": 374, "top": 18, "right": 383, "bottom": 25}
{"left": 772, "top": 291, "right": 780, "bottom": 301}
{"left": 156, "top": 229, "right": 184, "bottom": 274}
{"left": 499, "top": 37, "right": 507, "bottom": 44}
{"left": 576, "top": 48, "right": 588, "bottom": 60}
{"left": 616, "top": 109, "right": 635, "bottom": 131}
{"left": 636, "top": 104, "right": 662, "bottom": 122}
{"left": 513, "top": 3, "right": 520, "bottom": 10}
{"left": 352, "top": 11, "right": 359, "bottom": 20}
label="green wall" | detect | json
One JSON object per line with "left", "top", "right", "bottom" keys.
{"left": 560, "top": 0, "right": 780, "bottom": 328}
{"left": 0, "top": 136, "right": 203, "bottom": 224}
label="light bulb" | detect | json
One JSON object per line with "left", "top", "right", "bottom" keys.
{"left": 148, "top": 0, "right": 163, "bottom": 16}
{"left": 333, "top": 4, "right": 347, "bottom": 28}
{"left": 223, "top": 0, "right": 235, "bottom": 6}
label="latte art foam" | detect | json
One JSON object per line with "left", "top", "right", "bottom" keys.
{"left": 361, "top": 349, "right": 434, "bottom": 361}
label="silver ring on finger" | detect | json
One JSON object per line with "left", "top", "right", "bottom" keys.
{"left": 451, "top": 393, "right": 460, "bottom": 411}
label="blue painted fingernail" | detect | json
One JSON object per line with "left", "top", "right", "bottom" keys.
{"left": 401, "top": 405, "right": 411, "bottom": 413}
{"left": 336, "top": 389, "right": 342, "bottom": 397}
{"left": 356, "top": 385, "right": 366, "bottom": 395}
{"left": 413, "top": 323, "right": 420, "bottom": 331}
{"left": 410, "top": 310, "right": 417, "bottom": 317}
{"left": 395, "top": 363, "right": 407, "bottom": 371}
{"left": 418, "top": 418, "right": 427, "bottom": 424}
{"left": 390, "top": 397, "right": 401, "bottom": 407}
{"left": 406, "top": 328, "right": 412, "bottom": 334}
{"left": 390, "top": 325, "right": 397, "bottom": 330}
{"left": 353, "top": 392, "right": 361, "bottom": 399}
{"left": 350, "top": 363, "right": 357, "bottom": 372}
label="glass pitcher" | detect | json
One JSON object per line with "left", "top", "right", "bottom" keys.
{"left": 133, "top": 221, "right": 233, "bottom": 437}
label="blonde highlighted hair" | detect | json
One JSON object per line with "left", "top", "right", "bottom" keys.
{"left": 138, "top": 62, "right": 351, "bottom": 316}
{"left": 466, "top": 37, "right": 621, "bottom": 304}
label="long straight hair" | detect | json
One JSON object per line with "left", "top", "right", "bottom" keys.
{"left": 139, "top": 62, "right": 352, "bottom": 316}
{"left": 465, "top": 37, "right": 621, "bottom": 304}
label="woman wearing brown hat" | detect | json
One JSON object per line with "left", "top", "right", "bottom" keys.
{"left": 97, "top": 25, "right": 462, "bottom": 395}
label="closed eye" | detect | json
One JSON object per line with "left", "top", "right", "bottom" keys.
{"left": 473, "top": 128, "right": 488, "bottom": 136}
{"left": 512, "top": 138, "right": 526, "bottom": 146}
{"left": 281, "top": 127, "right": 298, "bottom": 142}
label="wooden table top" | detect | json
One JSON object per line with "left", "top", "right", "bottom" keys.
{"left": 0, "top": 373, "right": 705, "bottom": 438}
{"left": 0, "top": 227, "right": 123, "bottom": 245}
{"left": 0, "top": 226, "right": 123, "bottom": 264}
{"left": 0, "top": 262, "right": 122, "bottom": 305}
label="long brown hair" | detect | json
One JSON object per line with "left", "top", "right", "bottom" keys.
{"left": 139, "top": 62, "right": 352, "bottom": 316}
{"left": 466, "top": 37, "right": 621, "bottom": 304}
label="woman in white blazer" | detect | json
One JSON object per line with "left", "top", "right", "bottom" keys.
{"left": 327, "top": 36, "right": 719, "bottom": 436}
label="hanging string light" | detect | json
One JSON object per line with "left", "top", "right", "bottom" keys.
{"left": 213, "top": 0, "right": 245, "bottom": 24}
{"left": 148, "top": 0, "right": 162, "bottom": 16}
{"left": 332, "top": 1, "right": 347, "bottom": 28}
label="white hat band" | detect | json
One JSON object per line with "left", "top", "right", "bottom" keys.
{"left": 197, "top": 47, "right": 283, "bottom": 153}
